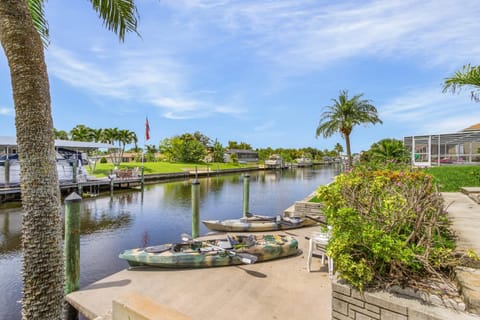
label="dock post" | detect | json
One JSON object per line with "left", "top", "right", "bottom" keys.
{"left": 72, "top": 160, "right": 77, "bottom": 184}
{"left": 64, "top": 192, "right": 82, "bottom": 320}
{"left": 243, "top": 174, "right": 250, "bottom": 217}
{"left": 191, "top": 173, "right": 200, "bottom": 239}
{"left": 4, "top": 159, "right": 9, "bottom": 188}
{"left": 110, "top": 175, "right": 114, "bottom": 195}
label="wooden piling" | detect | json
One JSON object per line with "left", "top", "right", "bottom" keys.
{"left": 191, "top": 177, "right": 200, "bottom": 239}
{"left": 72, "top": 160, "right": 77, "bottom": 184}
{"left": 243, "top": 174, "right": 250, "bottom": 217}
{"left": 64, "top": 192, "right": 82, "bottom": 320}
{"left": 4, "top": 159, "right": 9, "bottom": 188}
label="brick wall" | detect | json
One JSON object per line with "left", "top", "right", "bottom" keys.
{"left": 332, "top": 280, "right": 477, "bottom": 320}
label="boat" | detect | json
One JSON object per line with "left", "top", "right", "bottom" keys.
{"left": 202, "top": 214, "right": 320, "bottom": 232}
{"left": 265, "top": 154, "right": 285, "bottom": 169}
{"left": 119, "top": 234, "right": 299, "bottom": 268}
{"left": 295, "top": 155, "right": 312, "bottom": 167}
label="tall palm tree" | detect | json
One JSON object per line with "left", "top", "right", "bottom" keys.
{"left": 118, "top": 129, "right": 137, "bottom": 162}
{"left": 316, "top": 90, "right": 382, "bottom": 166}
{"left": 0, "top": 1, "right": 139, "bottom": 318}
{"left": 443, "top": 64, "right": 480, "bottom": 102}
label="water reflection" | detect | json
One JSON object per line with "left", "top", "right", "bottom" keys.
{"left": 0, "top": 167, "right": 338, "bottom": 319}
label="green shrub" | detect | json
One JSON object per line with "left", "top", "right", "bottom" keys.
{"left": 100, "top": 157, "right": 107, "bottom": 164}
{"left": 317, "top": 167, "right": 456, "bottom": 290}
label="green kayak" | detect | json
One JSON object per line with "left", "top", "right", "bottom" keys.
{"left": 202, "top": 215, "right": 321, "bottom": 232}
{"left": 119, "top": 234, "right": 298, "bottom": 268}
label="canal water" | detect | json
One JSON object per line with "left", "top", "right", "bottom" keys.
{"left": 0, "top": 166, "right": 337, "bottom": 319}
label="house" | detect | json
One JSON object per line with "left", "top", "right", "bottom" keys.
{"left": 224, "top": 149, "right": 259, "bottom": 163}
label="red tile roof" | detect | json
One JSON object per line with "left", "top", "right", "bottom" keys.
{"left": 463, "top": 123, "right": 480, "bottom": 131}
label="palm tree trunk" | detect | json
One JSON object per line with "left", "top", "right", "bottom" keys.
{"left": 345, "top": 134, "right": 352, "bottom": 168}
{"left": 0, "top": 1, "right": 64, "bottom": 319}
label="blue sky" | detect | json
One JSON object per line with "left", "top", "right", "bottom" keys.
{"left": 1, "top": 0, "right": 480, "bottom": 153}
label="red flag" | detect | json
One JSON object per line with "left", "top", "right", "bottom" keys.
{"left": 145, "top": 117, "right": 150, "bottom": 141}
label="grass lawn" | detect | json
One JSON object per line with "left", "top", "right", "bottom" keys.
{"left": 87, "top": 161, "right": 257, "bottom": 177}
{"left": 306, "top": 166, "right": 480, "bottom": 200}
{"left": 424, "top": 166, "right": 480, "bottom": 192}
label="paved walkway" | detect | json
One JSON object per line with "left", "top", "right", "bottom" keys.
{"left": 67, "top": 226, "right": 332, "bottom": 320}
{"left": 443, "top": 192, "right": 480, "bottom": 255}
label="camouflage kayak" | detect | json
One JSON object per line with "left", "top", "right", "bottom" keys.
{"left": 202, "top": 215, "right": 319, "bottom": 232}
{"left": 119, "top": 234, "right": 298, "bottom": 268}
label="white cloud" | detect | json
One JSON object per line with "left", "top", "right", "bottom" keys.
{"left": 46, "top": 46, "right": 246, "bottom": 119}
{"left": 380, "top": 86, "right": 480, "bottom": 134}
{"left": 162, "top": 0, "right": 480, "bottom": 72}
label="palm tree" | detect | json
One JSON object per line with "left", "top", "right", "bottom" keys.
{"left": 103, "top": 127, "right": 122, "bottom": 165}
{"left": 91, "top": 128, "right": 105, "bottom": 143}
{"left": 334, "top": 143, "right": 344, "bottom": 157}
{"left": 368, "top": 138, "right": 408, "bottom": 163}
{"left": 0, "top": 1, "right": 139, "bottom": 318}
{"left": 118, "top": 129, "right": 137, "bottom": 162}
{"left": 70, "top": 124, "right": 94, "bottom": 141}
{"left": 316, "top": 90, "right": 382, "bottom": 166}
{"left": 443, "top": 64, "right": 480, "bottom": 102}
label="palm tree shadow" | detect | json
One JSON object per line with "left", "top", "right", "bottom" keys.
{"left": 82, "top": 279, "right": 131, "bottom": 291}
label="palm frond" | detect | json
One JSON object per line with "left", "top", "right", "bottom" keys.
{"left": 443, "top": 64, "right": 480, "bottom": 102}
{"left": 27, "top": 0, "right": 49, "bottom": 47}
{"left": 90, "top": 0, "right": 140, "bottom": 42}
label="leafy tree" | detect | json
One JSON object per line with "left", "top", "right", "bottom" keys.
{"left": 212, "top": 139, "right": 225, "bottom": 163}
{"left": 160, "top": 134, "right": 206, "bottom": 163}
{"left": 193, "top": 131, "right": 211, "bottom": 148}
{"left": 228, "top": 140, "right": 252, "bottom": 150}
{"left": 315, "top": 90, "right": 382, "bottom": 166}
{"left": 118, "top": 129, "right": 137, "bottom": 158}
{"left": 171, "top": 134, "right": 206, "bottom": 162}
{"left": 159, "top": 138, "right": 173, "bottom": 162}
{"left": 0, "top": 1, "right": 139, "bottom": 318}
{"left": 443, "top": 64, "right": 480, "bottom": 102}
{"left": 229, "top": 152, "right": 238, "bottom": 164}
{"left": 53, "top": 128, "right": 69, "bottom": 140}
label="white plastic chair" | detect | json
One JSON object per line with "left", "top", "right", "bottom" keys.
{"left": 307, "top": 230, "right": 333, "bottom": 277}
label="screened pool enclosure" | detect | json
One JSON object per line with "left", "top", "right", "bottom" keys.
{"left": 404, "top": 129, "right": 480, "bottom": 167}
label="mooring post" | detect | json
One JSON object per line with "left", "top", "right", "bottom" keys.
{"left": 191, "top": 172, "right": 200, "bottom": 239}
{"left": 64, "top": 192, "right": 82, "bottom": 320}
{"left": 110, "top": 175, "right": 114, "bottom": 195}
{"left": 72, "top": 160, "right": 77, "bottom": 184}
{"left": 4, "top": 158, "right": 9, "bottom": 188}
{"left": 243, "top": 174, "right": 250, "bottom": 217}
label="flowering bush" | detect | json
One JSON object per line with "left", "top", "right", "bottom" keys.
{"left": 317, "top": 167, "right": 457, "bottom": 290}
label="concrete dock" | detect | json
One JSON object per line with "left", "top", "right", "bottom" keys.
{"left": 67, "top": 192, "right": 480, "bottom": 319}
{"left": 67, "top": 226, "right": 332, "bottom": 320}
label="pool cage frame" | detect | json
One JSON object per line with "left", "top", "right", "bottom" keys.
{"left": 403, "top": 130, "right": 480, "bottom": 167}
